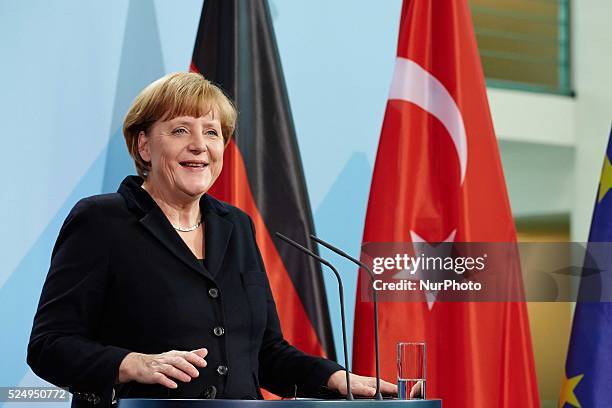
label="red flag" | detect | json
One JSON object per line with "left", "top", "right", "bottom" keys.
{"left": 352, "top": 1, "right": 539, "bottom": 407}
{"left": 190, "top": 0, "right": 336, "bottom": 371}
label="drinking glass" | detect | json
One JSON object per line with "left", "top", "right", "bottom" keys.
{"left": 397, "top": 342, "right": 426, "bottom": 399}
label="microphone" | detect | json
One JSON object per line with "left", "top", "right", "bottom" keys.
{"left": 275, "top": 232, "right": 354, "bottom": 401}
{"left": 309, "top": 234, "right": 382, "bottom": 400}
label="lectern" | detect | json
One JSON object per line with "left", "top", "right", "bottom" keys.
{"left": 118, "top": 399, "right": 442, "bottom": 408}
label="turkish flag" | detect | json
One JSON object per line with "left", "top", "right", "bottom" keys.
{"left": 352, "top": 1, "right": 540, "bottom": 407}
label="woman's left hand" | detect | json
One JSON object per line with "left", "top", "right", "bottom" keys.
{"left": 327, "top": 370, "right": 398, "bottom": 397}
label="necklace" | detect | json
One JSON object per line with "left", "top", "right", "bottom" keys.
{"left": 172, "top": 220, "right": 201, "bottom": 232}
{"left": 140, "top": 183, "right": 202, "bottom": 232}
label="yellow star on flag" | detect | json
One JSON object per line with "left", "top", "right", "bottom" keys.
{"left": 559, "top": 372, "right": 584, "bottom": 408}
{"left": 598, "top": 155, "right": 612, "bottom": 202}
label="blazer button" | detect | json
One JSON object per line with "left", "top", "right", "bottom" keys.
{"left": 202, "top": 385, "right": 217, "bottom": 399}
{"left": 208, "top": 288, "right": 219, "bottom": 298}
{"left": 217, "top": 365, "right": 228, "bottom": 375}
{"left": 87, "top": 393, "right": 100, "bottom": 405}
{"left": 213, "top": 326, "right": 225, "bottom": 336}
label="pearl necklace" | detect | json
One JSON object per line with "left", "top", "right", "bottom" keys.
{"left": 173, "top": 220, "right": 201, "bottom": 232}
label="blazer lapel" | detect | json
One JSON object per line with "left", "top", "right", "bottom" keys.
{"left": 139, "top": 206, "right": 212, "bottom": 280}
{"left": 203, "top": 209, "right": 233, "bottom": 278}
{"left": 119, "top": 176, "right": 233, "bottom": 280}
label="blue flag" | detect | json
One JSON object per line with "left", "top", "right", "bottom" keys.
{"left": 561, "top": 128, "right": 612, "bottom": 408}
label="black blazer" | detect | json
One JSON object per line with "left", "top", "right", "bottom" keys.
{"left": 27, "top": 176, "right": 342, "bottom": 407}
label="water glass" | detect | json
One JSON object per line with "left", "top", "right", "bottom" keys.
{"left": 397, "top": 342, "right": 426, "bottom": 399}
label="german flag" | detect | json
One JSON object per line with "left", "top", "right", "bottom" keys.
{"left": 190, "top": 0, "right": 336, "bottom": 367}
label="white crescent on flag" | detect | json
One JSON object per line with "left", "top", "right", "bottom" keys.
{"left": 388, "top": 57, "right": 468, "bottom": 184}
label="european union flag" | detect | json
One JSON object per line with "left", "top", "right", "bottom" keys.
{"left": 561, "top": 128, "right": 612, "bottom": 408}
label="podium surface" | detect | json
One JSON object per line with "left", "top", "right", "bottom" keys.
{"left": 118, "top": 399, "right": 441, "bottom": 408}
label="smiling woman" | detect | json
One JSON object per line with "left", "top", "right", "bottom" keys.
{"left": 26, "top": 72, "right": 395, "bottom": 408}
{"left": 123, "top": 72, "right": 236, "bottom": 180}
{"left": 138, "top": 114, "right": 226, "bottom": 232}
{"left": 122, "top": 73, "right": 236, "bottom": 257}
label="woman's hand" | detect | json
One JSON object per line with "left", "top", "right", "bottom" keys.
{"left": 326, "top": 370, "right": 398, "bottom": 397}
{"left": 117, "top": 348, "right": 208, "bottom": 389}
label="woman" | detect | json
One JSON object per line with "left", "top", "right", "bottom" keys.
{"left": 27, "top": 72, "right": 396, "bottom": 407}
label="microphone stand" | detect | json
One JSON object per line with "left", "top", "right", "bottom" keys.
{"left": 309, "top": 234, "right": 382, "bottom": 400}
{"left": 276, "top": 233, "right": 354, "bottom": 401}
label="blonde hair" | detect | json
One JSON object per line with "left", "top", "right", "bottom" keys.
{"left": 123, "top": 72, "right": 237, "bottom": 178}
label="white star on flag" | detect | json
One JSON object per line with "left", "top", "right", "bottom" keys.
{"left": 393, "top": 229, "right": 456, "bottom": 310}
